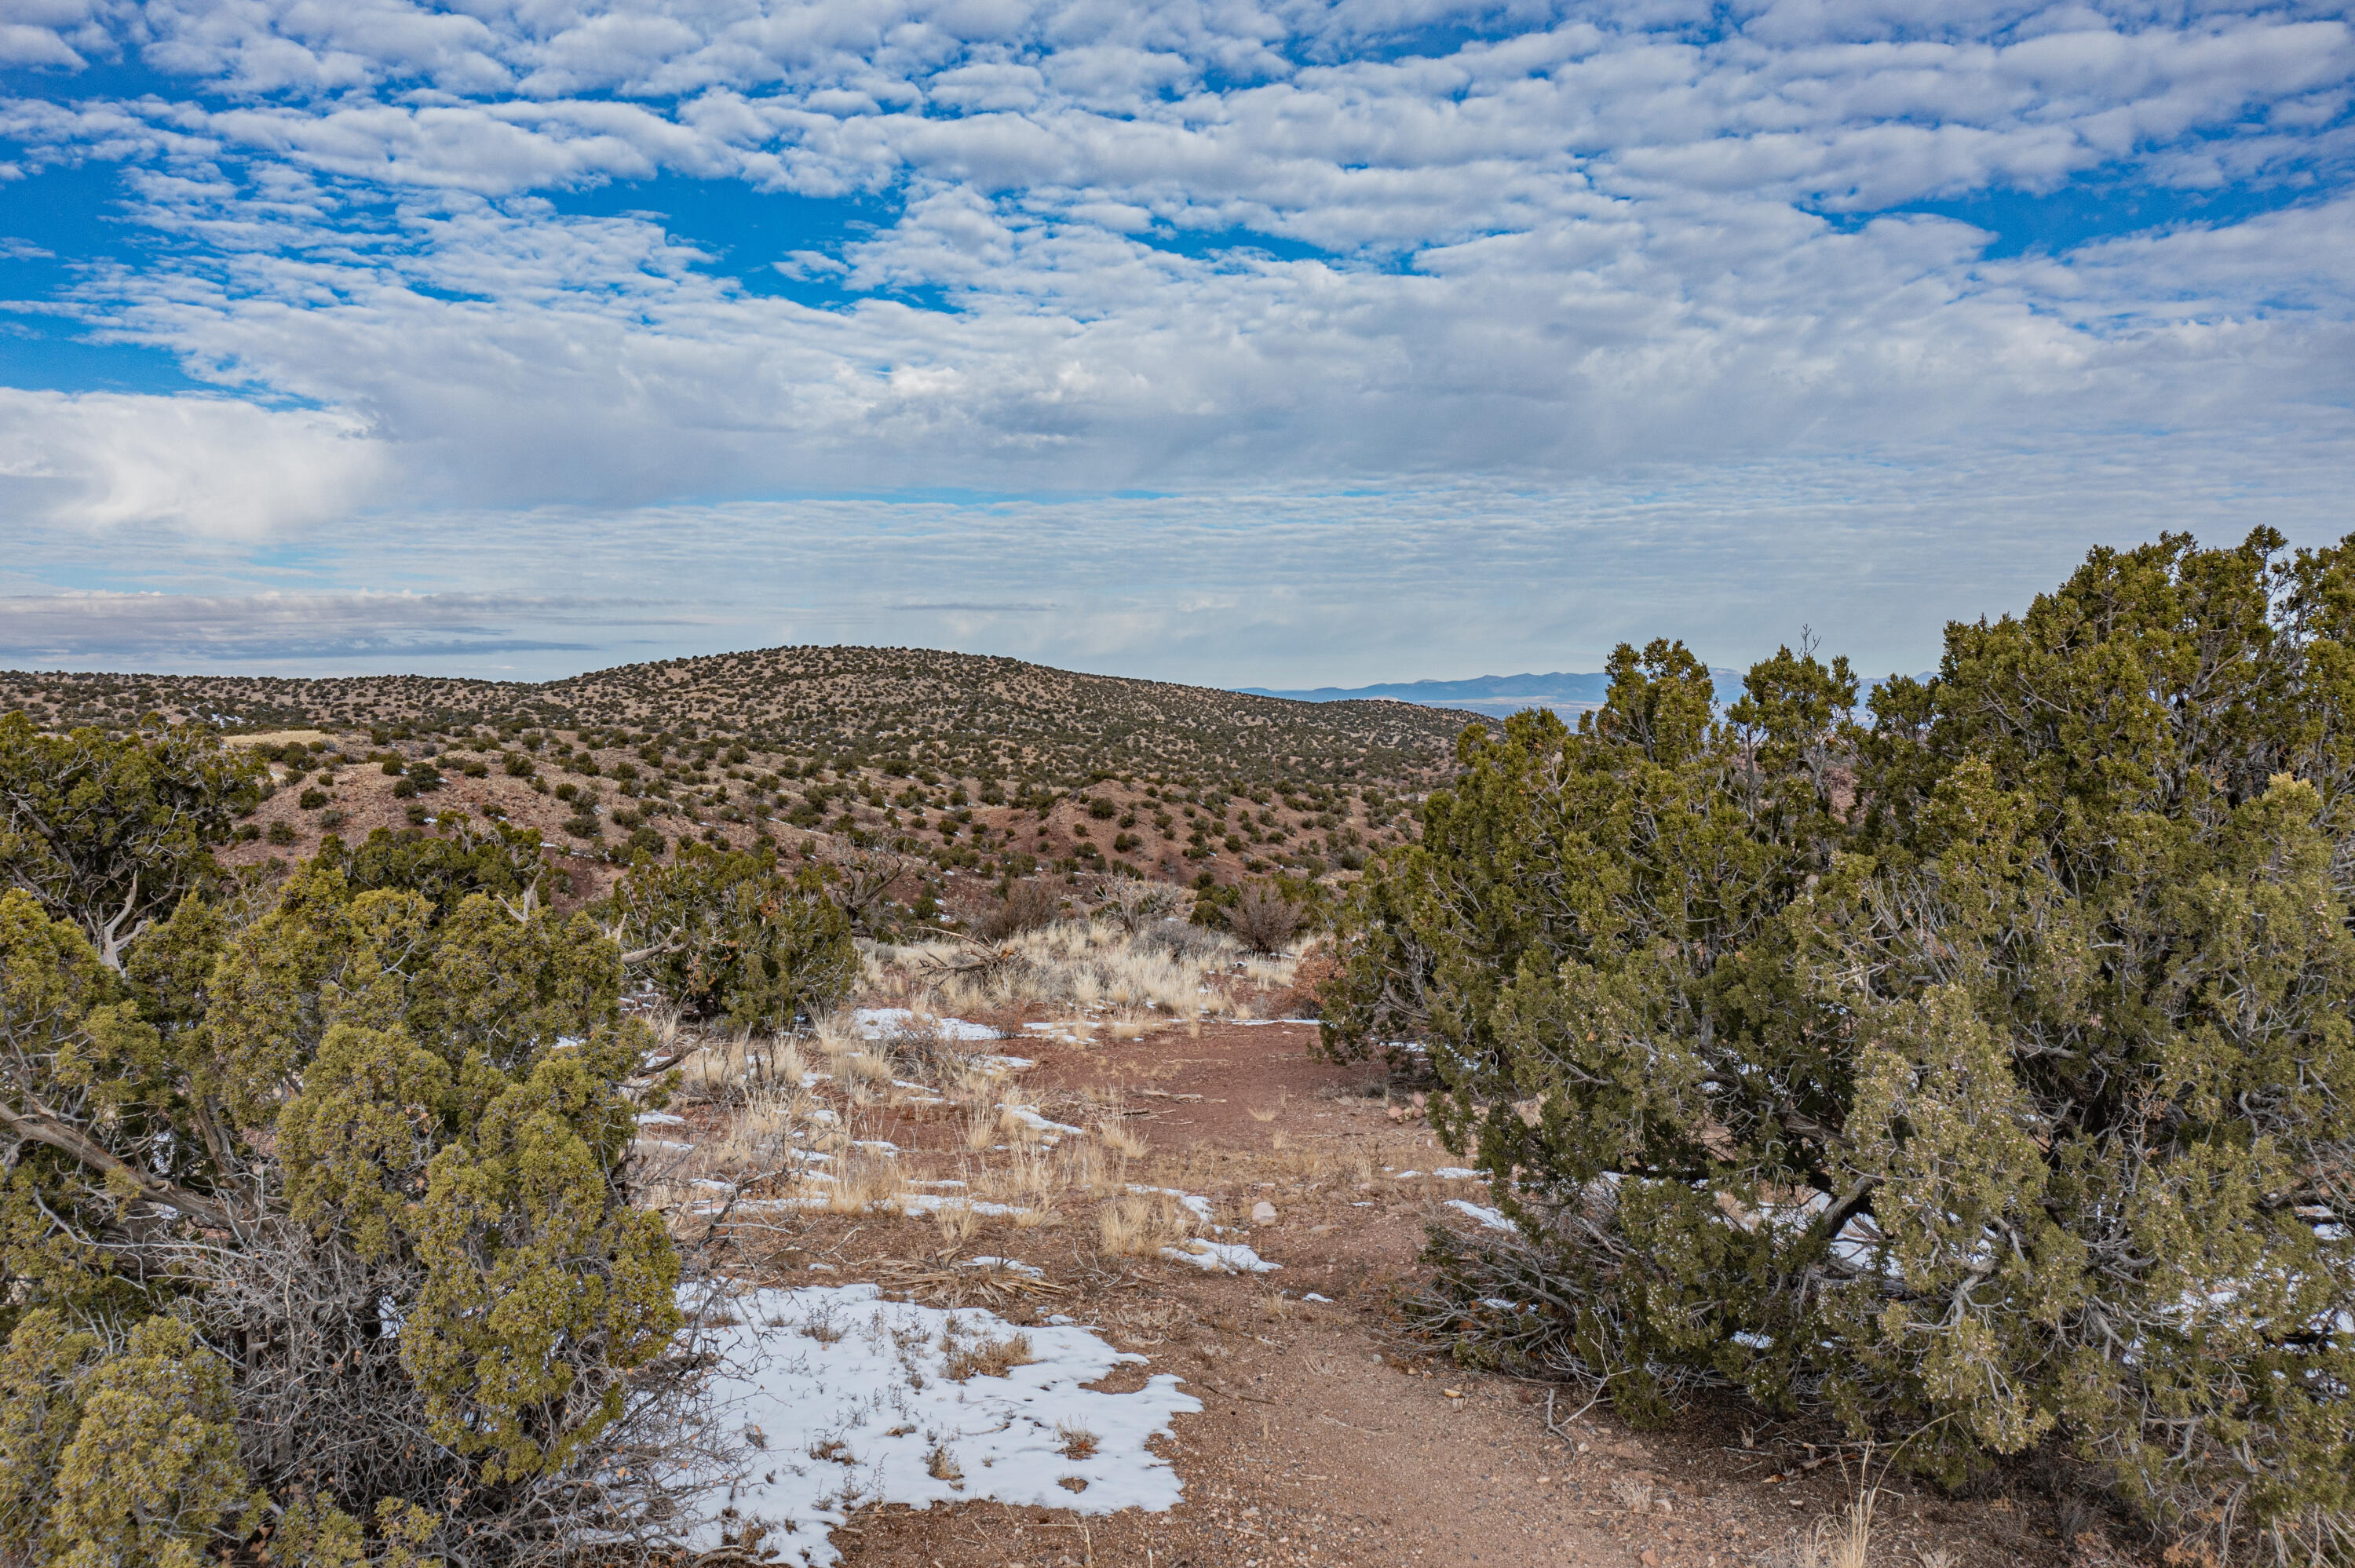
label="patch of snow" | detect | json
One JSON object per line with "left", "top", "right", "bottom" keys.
{"left": 636, "top": 1112, "right": 688, "bottom": 1126}
{"left": 980, "top": 1054, "right": 1036, "bottom": 1073}
{"left": 1392, "top": 1170, "right": 1422, "bottom": 1180}
{"left": 1732, "top": 1331, "right": 1776, "bottom": 1350}
{"left": 1445, "top": 1200, "right": 1514, "bottom": 1233}
{"left": 1161, "top": 1239, "right": 1280, "bottom": 1274}
{"left": 1302, "top": 1293, "right": 1333, "bottom": 1304}
{"left": 637, "top": 1139, "right": 696, "bottom": 1154}
{"left": 853, "top": 1008, "right": 1002, "bottom": 1042}
{"left": 1126, "top": 1185, "right": 1215, "bottom": 1223}
{"left": 688, "top": 1283, "right": 1199, "bottom": 1566}
{"left": 962, "top": 1257, "right": 1044, "bottom": 1278}
{"left": 851, "top": 1140, "right": 900, "bottom": 1156}
{"left": 1433, "top": 1168, "right": 1481, "bottom": 1180}
{"left": 999, "top": 1103, "right": 1084, "bottom": 1137}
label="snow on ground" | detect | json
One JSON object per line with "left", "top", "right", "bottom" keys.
{"left": 999, "top": 1103, "right": 1085, "bottom": 1137}
{"left": 690, "top": 1283, "right": 1200, "bottom": 1566}
{"left": 1162, "top": 1239, "right": 1280, "bottom": 1273}
{"left": 1446, "top": 1199, "right": 1515, "bottom": 1232}
{"left": 852, "top": 1008, "right": 1004, "bottom": 1042}
{"left": 1127, "top": 1184, "right": 1217, "bottom": 1223}
{"left": 1433, "top": 1168, "right": 1481, "bottom": 1180}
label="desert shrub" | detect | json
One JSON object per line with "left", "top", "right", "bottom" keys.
{"left": 319, "top": 817, "right": 550, "bottom": 919}
{"left": 976, "top": 877, "right": 1062, "bottom": 940}
{"left": 606, "top": 844, "right": 856, "bottom": 1031}
{"left": 1324, "top": 531, "right": 2355, "bottom": 1561}
{"left": 1, "top": 819, "right": 690, "bottom": 1563}
{"left": 265, "top": 820, "right": 298, "bottom": 846}
{"left": 0, "top": 715, "right": 263, "bottom": 968}
{"left": 1226, "top": 884, "right": 1302, "bottom": 954}
{"left": 1101, "top": 879, "right": 1190, "bottom": 933}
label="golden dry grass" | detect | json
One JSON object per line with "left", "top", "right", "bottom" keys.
{"left": 868, "top": 920, "right": 1299, "bottom": 1021}
{"left": 944, "top": 1330, "right": 1035, "bottom": 1382}
{"left": 1097, "top": 1190, "right": 1196, "bottom": 1256}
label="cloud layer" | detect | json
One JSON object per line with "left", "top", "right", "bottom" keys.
{"left": 0, "top": 0, "right": 2350, "bottom": 678}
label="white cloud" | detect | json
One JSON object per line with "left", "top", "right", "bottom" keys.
{"left": 0, "top": 389, "right": 392, "bottom": 534}
{"left": 0, "top": 0, "right": 2348, "bottom": 684}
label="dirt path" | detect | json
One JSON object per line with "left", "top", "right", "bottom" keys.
{"left": 717, "top": 1019, "right": 2123, "bottom": 1568}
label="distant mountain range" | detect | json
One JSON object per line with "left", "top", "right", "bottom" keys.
{"left": 1243, "top": 669, "right": 1745, "bottom": 717}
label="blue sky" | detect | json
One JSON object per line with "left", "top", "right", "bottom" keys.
{"left": 2, "top": 0, "right": 2351, "bottom": 686}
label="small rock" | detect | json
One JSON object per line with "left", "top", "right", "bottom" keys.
{"left": 1251, "top": 1200, "right": 1278, "bottom": 1223}
{"left": 1640, "top": 1552, "right": 1660, "bottom": 1567}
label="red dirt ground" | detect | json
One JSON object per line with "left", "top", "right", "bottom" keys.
{"left": 703, "top": 1019, "right": 2149, "bottom": 1568}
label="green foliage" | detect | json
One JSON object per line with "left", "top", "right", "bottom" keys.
{"left": 1327, "top": 533, "right": 2355, "bottom": 1559}
{"left": 48, "top": 1316, "right": 259, "bottom": 1568}
{"left": 608, "top": 844, "right": 857, "bottom": 1031}
{"left": 317, "top": 818, "right": 550, "bottom": 920}
{"left": 0, "top": 1311, "right": 259, "bottom": 1568}
{"left": 0, "top": 750, "right": 690, "bottom": 1564}
{"left": 0, "top": 714, "right": 261, "bottom": 968}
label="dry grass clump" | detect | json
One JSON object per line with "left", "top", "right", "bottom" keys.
{"left": 823, "top": 1150, "right": 907, "bottom": 1214}
{"left": 1097, "top": 1189, "right": 1196, "bottom": 1256}
{"left": 1093, "top": 1093, "right": 1148, "bottom": 1159}
{"left": 943, "top": 1328, "right": 1035, "bottom": 1381}
{"left": 1759, "top": 1488, "right": 1879, "bottom": 1568}
{"left": 977, "top": 1143, "right": 1057, "bottom": 1209}
{"left": 870, "top": 919, "right": 1292, "bottom": 1020}
{"left": 1053, "top": 1134, "right": 1132, "bottom": 1200}
{"left": 933, "top": 1198, "right": 983, "bottom": 1245}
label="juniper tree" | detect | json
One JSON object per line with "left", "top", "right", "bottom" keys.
{"left": 607, "top": 844, "right": 857, "bottom": 1032}
{"left": 1325, "top": 531, "right": 2355, "bottom": 1562}
{"left": 1, "top": 726, "right": 699, "bottom": 1567}
{"left": 0, "top": 715, "right": 263, "bottom": 969}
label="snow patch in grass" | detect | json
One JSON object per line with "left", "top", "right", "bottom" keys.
{"left": 690, "top": 1283, "right": 1199, "bottom": 1566}
{"left": 1126, "top": 1184, "right": 1215, "bottom": 1223}
{"left": 999, "top": 1103, "right": 1084, "bottom": 1136}
{"left": 852, "top": 1008, "right": 1002, "bottom": 1042}
{"left": 1445, "top": 1199, "right": 1514, "bottom": 1232}
{"left": 1162, "top": 1239, "right": 1280, "bottom": 1274}
{"left": 1433, "top": 1168, "right": 1481, "bottom": 1180}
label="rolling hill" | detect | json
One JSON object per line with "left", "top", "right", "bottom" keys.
{"left": 0, "top": 647, "right": 1490, "bottom": 896}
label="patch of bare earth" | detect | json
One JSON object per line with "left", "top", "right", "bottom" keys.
{"left": 684, "top": 1016, "right": 2141, "bottom": 1568}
